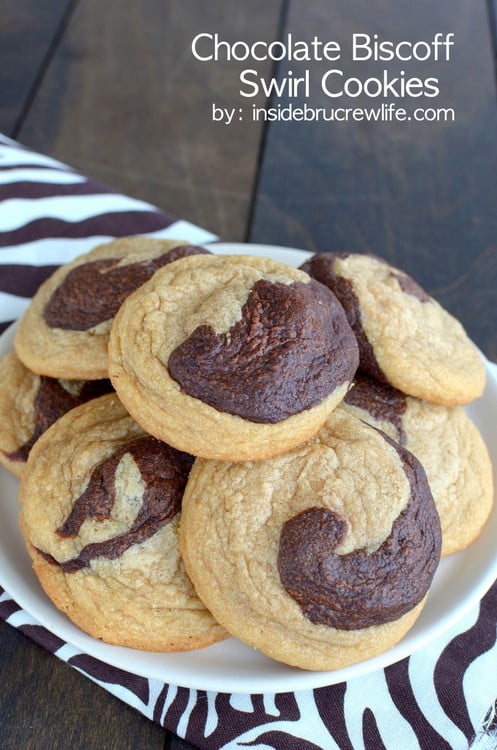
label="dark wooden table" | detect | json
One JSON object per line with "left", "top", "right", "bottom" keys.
{"left": 2, "top": 1, "right": 497, "bottom": 748}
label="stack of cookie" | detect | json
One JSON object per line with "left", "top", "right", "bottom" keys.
{"left": 3, "top": 239, "right": 228, "bottom": 652}
{"left": 0, "top": 239, "right": 492, "bottom": 671}
{"left": 301, "top": 253, "right": 493, "bottom": 558}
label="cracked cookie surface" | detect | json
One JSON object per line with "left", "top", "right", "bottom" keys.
{"left": 108, "top": 253, "right": 359, "bottom": 461}
{"left": 301, "top": 253, "right": 485, "bottom": 405}
{"left": 342, "top": 373, "right": 494, "bottom": 556}
{"left": 19, "top": 393, "right": 227, "bottom": 651}
{"left": 179, "top": 409, "right": 441, "bottom": 670}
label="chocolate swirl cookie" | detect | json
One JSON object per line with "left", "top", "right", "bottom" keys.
{"left": 109, "top": 253, "right": 359, "bottom": 461}
{"left": 300, "top": 253, "right": 485, "bottom": 405}
{"left": 0, "top": 350, "right": 111, "bottom": 478}
{"left": 19, "top": 394, "right": 227, "bottom": 651}
{"left": 341, "top": 373, "right": 494, "bottom": 557}
{"left": 14, "top": 237, "right": 210, "bottom": 379}
{"left": 180, "top": 409, "right": 441, "bottom": 671}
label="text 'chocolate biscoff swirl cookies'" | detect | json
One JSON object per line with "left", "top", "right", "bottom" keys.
{"left": 14, "top": 237, "right": 210, "bottom": 380}
{"left": 108, "top": 253, "right": 359, "bottom": 461}
{"left": 180, "top": 409, "right": 441, "bottom": 671}
{"left": 0, "top": 350, "right": 112, "bottom": 478}
{"left": 341, "top": 373, "right": 494, "bottom": 557}
{"left": 301, "top": 253, "right": 485, "bottom": 405}
{"left": 19, "top": 393, "right": 227, "bottom": 651}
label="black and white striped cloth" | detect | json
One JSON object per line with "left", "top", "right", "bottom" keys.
{"left": 0, "top": 133, "right": 216, "bottom": 332}
{"left": 1, "top": 132, "right": 496, "bottom": 750}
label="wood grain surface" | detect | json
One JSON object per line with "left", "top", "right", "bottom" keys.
{"left": 249, "top": 0, "right": 497, "bottom": 360}
{"left": 0, "top": 0, "right": 75, "bottom": 136}
{"left": 16, "top": 0, "right": 284, "bottom": 242}
{"left": 1, "top": 1, "right": 497, "bottom": 748}
{"left": 0, "top": 619, "right": 166, "bottom": 749}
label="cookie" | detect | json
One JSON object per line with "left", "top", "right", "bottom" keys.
{"left": 179, "top": 409, "right": 441, "bottom": 670}
{"left": 300, "top": 252, "right": 485, "bottom": 405}
{"left": 0, "top": 350, "right": 111, "bottom": 478}
{"left": 14, "top": 237, "right": 210, "bottom": 379}
{"left": 341, "top": 372, "right": 494, "bottom": 557}
{"left": 19, "top": 393, "right": 227, "bottom": 651}
{"left": 108, "top": 253, "right": 359, "bottom": 461}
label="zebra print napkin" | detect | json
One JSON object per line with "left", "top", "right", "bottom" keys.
{"left": 1, "top": 133, "right": 496, "bottom": 750}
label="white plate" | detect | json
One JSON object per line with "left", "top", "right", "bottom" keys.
{"left": 1, "top": 241, "right": 497, "bottom": 694}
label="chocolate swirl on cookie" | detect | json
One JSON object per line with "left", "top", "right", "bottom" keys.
{"left": 40, "top": 436, "right": 193, "bottom": 572}
{"left": 44, "top": 245, "right": 210, "bottom": 330}
{"left": 278, "top": 436, "right": 441, "bottom": 629}
{"left": 300, "top": 253, "right": 386, "bottom": 383}
{"left": 344, "top": 372, "right": 408, "bottom": 446}
{"left": 6, "top": 378, "right": 112, "bottom": 463}
{"left": 167, "top": 278, "right": 359, "bottom": 423}
{"left": 301, "top": 253, "right": 432, "bottom": 383}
